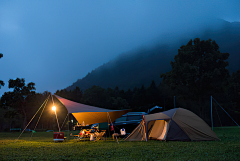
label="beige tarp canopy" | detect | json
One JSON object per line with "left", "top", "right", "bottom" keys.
{"left": 125, "top": 108, "right": 219, "bottom": 141}
{"left": 54, "top": 95, "right": 130, "bottom": 125}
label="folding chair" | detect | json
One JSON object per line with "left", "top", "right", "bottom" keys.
{"left": 95, "top": 131, "right": 107, "bottom": 141}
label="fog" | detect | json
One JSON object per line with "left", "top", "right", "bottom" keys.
{"left": 0, "top": 0, "right": 239, "bottom": 95}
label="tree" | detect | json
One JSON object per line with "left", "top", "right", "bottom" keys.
{"left": 160, "top": 38, "right": 230, "bottom": 117}
{"left": 0, "top": 78, "right": 36, "bottom": 128}
{"left": 228, "top": 70, "right": 240, "bottom": 111}
{"left": 131, "top": 85, "right": 147, "bottom": 110}
{"left": 72, "top": 87, "right": 83, "bottom": 101}
{"left": 0, "top": 53, "right": 4, "bottom": 89}
{"left": 110, "top": 97, "right": 130, "bottom": 110}
{"left": 81, "top": 85, "right": 107, "bottom": 107}
{"left": 147, "top": 80, "right": 159, "bottom": 105}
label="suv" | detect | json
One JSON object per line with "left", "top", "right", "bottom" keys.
{"left": 113, "top": 112, "right": 147, "bottom": 133}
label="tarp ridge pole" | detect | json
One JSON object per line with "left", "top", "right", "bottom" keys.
{"left": 54, "top": 107, "right": 61, "bottom": 132}
{"left": 143, "top": 114, "right": 147, "bottom": 142}
{"left": 211, "top": 95, "right": 213, "bottom": 131}
{"left": 107, "top": 112, "right": 119, "bottom": 144}
{"left": 107, "top": 114, "right": 110, "bottom": 141}
{"left": 60, "top": 113, "right": 69, "bottom": 131}
{"left": 15, "top": 95, "right": 50, "bottom": 143}
{"left": 51, "top": 93, "right": 61, "bottom": 132}
{"left": 212, "top": 97, "right": 240, "bottom": 127}
{"left": 68, "top": 113, "right": 69, "bottom": 140}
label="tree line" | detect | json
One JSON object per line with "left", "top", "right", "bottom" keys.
{"left": 56, "top": 39, "right": 240, "bottom": 127}
{"left": 0, "top": 38, "right": 239, "bottom": 131}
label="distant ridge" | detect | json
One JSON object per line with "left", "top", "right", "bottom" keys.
{"left": 66, "top": 19, "right": 240, "bottom": 92}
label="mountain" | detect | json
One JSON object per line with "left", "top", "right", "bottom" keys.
{"left": 66, "top": 19, "right": 240, "bottom": 92}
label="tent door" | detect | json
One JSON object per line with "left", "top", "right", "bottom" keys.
{"left": 157, "top": 120, "right": 169, "bottom": 140}
{"left": 148, "top": 120, "right": 169, "bottom": 141}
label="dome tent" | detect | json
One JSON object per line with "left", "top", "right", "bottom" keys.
{"left": 125, "top": 108, "right": 219, "bottom": 141}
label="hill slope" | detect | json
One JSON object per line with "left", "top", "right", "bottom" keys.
{"left": 66, "top": 20, "right": 240, "bottom": 91}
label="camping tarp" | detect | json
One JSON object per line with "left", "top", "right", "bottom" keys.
{"left": 54, "top": 95, "right": 130, "bottom": 125}
{"left": 125, "top": 108, "right": 219, "bottom": 141}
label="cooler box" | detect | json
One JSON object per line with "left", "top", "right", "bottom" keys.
{"left": 53, "top": 132, "right": 64, "bottom": 142}
{"left": 99, "top": 122, "right": 108, "bottom": 131}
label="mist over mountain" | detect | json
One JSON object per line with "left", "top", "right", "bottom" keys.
{"left": 66, "top": 19, "right": 240, "bottom": 92}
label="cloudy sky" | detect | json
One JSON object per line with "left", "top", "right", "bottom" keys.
{"left": 0, "top": 0, "right": 239, "bottom": 95}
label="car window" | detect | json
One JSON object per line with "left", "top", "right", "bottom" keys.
{"left": 115, "top": 116, "right": 127, "bottom": 122}
{"left": 127, "top": 115, "right": 143, "bottom": 121}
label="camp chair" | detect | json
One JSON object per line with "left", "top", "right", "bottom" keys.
{"left": 95, "top": 131, "right": 106, "bottom": 141}
{"left": 70, "top": 130, "right": 88, "bottom": 141}
{"left": 70, "top": 133, "right": 82, "bottom": 141}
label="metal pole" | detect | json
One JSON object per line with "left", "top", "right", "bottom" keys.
{"left": 55, "top": 110, "right": 60, "bottom": 132}
{"left": 51, "top": 94, "right": 60, "bottom": 132}
{"left": 143, "top": 114, "right": 147, "bottom": 142}
{"left": 66, "top": 114, "right": 69, "bottom": 147}
{"left": 174, "top": 96, "right": 176, "bottom": 108}
{"left": 107, "top": 112, "right": 119, "bottom": 144}
{"left": 164, "top": 96, "right": 165, "bottom": 110}
{"left": 211, "top": 95, "right": 213, "bottom": 131}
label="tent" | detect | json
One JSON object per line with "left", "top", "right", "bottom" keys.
{"left": 54, "top": 95, "right": 131, "bottom": 125}
{"left": 125, "top": 108, "right": 219, "bottom": 141}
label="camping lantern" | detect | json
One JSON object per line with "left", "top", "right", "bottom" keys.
{"left": 53, "top": 132, "right": 65, "bottom": 142}
{"left": 52, "top": 106, "right": 56, "bottom": 111}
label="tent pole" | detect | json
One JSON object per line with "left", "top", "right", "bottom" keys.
{"left": 51, "top": 94, "right": 60, "bottom": 132}
{"left": 107, "top": 112, "right": 119, "bottom": 144}
{"left": 68, "top": 113, "right": 69, "bottom": 140}
{"left": 164, "top": 96, "right": 165, "bottom": 111}
{"left": 211, "top": 96, "right": 213, "bottom": 131}
{"left": 143, "top": 114, "right": 147, "bottom": 142}
{"left": 107, "top": 114, "right": 110, "bottom": 141}
{"left": 54, "top": 105, "right": 61, "bottom": 132}
{"left": 15, "top": 95, "right": 50, "bottom": 143}
{"left": 174, "top": 96, "right": 176, "bottom": 108}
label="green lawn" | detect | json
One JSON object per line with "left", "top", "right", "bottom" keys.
{"left": 0, "top": 127, "right": 239, "bottom": 161}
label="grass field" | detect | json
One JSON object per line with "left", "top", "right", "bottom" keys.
{"left": 0, "top": 127, "right": 239, "bottom": 161}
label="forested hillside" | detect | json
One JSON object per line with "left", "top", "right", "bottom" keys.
{"left": 56, "top": 37, "right": 240, "bottom": 128}
{"left": 1, "top": 20, "right": 239, "bottom": 132}
{"left": 66, "top": 19, "right": 240, "bottom": 92}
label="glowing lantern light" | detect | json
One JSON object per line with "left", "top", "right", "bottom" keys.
{"left": 52, "top": 106, "right": 56, "bottom": 111}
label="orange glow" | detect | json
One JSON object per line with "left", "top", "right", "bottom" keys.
{"left": 52, "top": 106, "right": 56, "bottom": 111}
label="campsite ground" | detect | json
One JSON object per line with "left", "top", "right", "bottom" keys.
{"left": 0, "top": 127, "right": 239, "bottom": 160}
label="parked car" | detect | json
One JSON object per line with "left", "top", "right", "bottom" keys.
{"left": 113, "top": 112, "right": 148, "bottom": 134}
